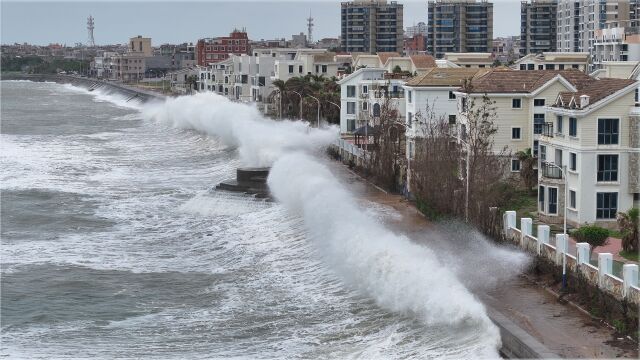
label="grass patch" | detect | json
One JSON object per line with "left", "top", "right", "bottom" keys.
{"left": 619, "top": 250, "right": 639, "bottom": 262}
{"left": 607, "top": 229, "right": 623, "bottom": 238}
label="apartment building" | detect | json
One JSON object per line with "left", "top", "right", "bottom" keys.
{"left": 352, "top": 52, "right": 437, "bottom": 74}
{"left": 427, "top": 0, "right": 494, "bottom": 59}
{"left": 593, "top": 26, "right": 640, "bottom": 68}
{"left": 538, "top": 77, "right": 638, "bottom": 227}
{"left": 196, "top": 30, "right": 250, "bottom": 66}
{"left": 338, "top": 68, "right": 407, "bottom": 133}
{"left": 520, "top": 0, "right": 557, "bottom": 56}
{"left": 512, "top": 52, "right": 590, "bottom": 72}
{"left": 405, "top": 21, "right": 428, "bottom": 38}
{"left": 341, "top": 0, "right": 404, "bottom": 53}
{"left": 443, "top": 52, "right": 494, "bottom": 67}
{"left": 111, "top": 36, "right": 153, "bottom": 82}
{"left": 455, "top": 69, "right": 595, "bottom": 164}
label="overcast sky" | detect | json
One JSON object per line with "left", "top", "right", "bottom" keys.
{"left": 1, "top": 0, "right": 521, "bottom": 46}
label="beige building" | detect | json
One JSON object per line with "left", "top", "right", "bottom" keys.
{"left": 112, "top": 35, "right": 153, "bottom": 82}
{"left": 511, "top": 52, "right": 590, "bottom": 72}
{"left": 129, "top": 35, "right": 152, "bottom": 57}
{"left": 443, "top": 52, "right": 494, "bottom": 68}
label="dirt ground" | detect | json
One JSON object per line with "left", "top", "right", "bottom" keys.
{"left": 328, "top": 159, "right": 639, "bottom": 359}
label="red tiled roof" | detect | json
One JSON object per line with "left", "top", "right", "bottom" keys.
{"left": 409, "top": 54, "right": 436, "bottom": 69}
{"left": 464, "top": 69, "right": 593, "bottom": 93}
{"left": 377, "top": 52, "right": 401, "bottom": 65}
{"left": 553, "top": 78, "right": 637, "bottom": 109}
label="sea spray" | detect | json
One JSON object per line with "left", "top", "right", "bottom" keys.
{"left": 142, "top": 92, "right": 338, "bottom": 167}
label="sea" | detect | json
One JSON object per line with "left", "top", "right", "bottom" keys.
{"left": 1, "top": 80, "right": 506, "bottom": 359}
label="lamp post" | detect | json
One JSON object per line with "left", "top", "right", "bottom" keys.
{"left": 274, "top": 89, "right": 282, "bottom": 119}
{"left": 308, "top": 94, "right": 321, "bottom": 127}
{"left": 326, "top": 101, "right": 340, "bottom": 125}
{"left": 545, "top": 161, "right": 568, "bottom": 289}
{"left": 290, "top": 90, "right": 303, "bottom": 120}
{"left": 453, "top": 136, "right": 471, "bottom": 223}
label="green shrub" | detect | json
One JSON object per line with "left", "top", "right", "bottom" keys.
{"left": 571, "top": 225, "right": 609, "bottom": 250}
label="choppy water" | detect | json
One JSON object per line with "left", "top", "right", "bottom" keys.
{"left": 1, "top": 81, "right": 501, "bottom": 359}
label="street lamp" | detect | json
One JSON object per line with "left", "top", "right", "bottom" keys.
{"left": 274, "top": 89, "right": 282, "bottom": 119}
{"left": 453, "top": 136, "right": 471, "bottom": 223}
{"left": 544, "top": 161, "right": 568, "bottom": 289}
{"left": 290, "top": 90, "right": 303, "bottom": 119}
{"left": 308, "top": 94, "right": 321, "bottom": 127}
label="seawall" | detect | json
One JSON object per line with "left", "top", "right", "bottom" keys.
{"left": 1, "top": 73, "right": 164, "bottom": 103}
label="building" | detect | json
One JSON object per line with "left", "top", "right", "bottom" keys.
{"left": 128, "top": 35, "right": 152, "bottom": 57}
{"left": 405, "top": 21, "right": 428, "bottom": 38}
{"left": 493, "top": 36, "right": 520, "bottom": 63}
{"left": 520, "top": 0, "right": 557, "bottom": 56}
{"left": 538, "top": 77, "right": 638, "bottom": 227}
{"left": 338, "top": 67, "right": 408, "bottom": 133}
{"left": 316, "top": 37, "right": 341, "bottom": 50}
{"left": 443, "top": 52, "right": 494, "bottom": 68}
{"left": 404, "top": 34, "right": 427, "bottom": 55}
{"left": 427, "top": 0, "right": 494, "bottom": 59}
{"left": 512, "top": 52, "right": 590, "bottom": 72}
{"left": 196, "top": 29, "right": 250, "bottom": 66}
{"left": 291, "top": 33, "right": 308, "bottom": 48}
{"left": 593, "top": 26, "right": 640, "bottom": 68}
{"left": 341, "top": 0, "right": 404, "bottom": 53}
{"left": 112, "top": 35, "right": 153, "bottom": 82}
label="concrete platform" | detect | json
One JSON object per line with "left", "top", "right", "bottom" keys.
{"left": 215, "top": 167, "right": 270, "bottom": 198}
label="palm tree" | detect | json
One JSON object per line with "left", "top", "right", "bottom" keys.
{"left": 618, "top": 208, "right": 639, "bottom": 252}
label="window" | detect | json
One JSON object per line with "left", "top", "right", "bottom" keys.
{"left": 527, "top": 63, "right": 535, "bottom": 70}
{"left": 288, "top": 65, "right": 294, "bottom": 74}
{"left": 569, "top": 117, "right": 577, "bottom": 137}
{"left": 362, "top": 102, "right": 368, "bottom": 110}
{"left": 407, "top": 112, "right": 413, "bottom": 126}
{"left": 555, "top": 149, "right": 563, "bottom": 167}
{"left": 298, "top": 65, "right": 303, "bottom": 73}
{"left": 408, "top": 90, "right": 412, "bottom": 103}
{"left": 520, "top": 64, "right": 526, "bottom": 70}
{"left": 347, "top": 119, "right": 356, "bottom": 132}
{"left": 512, "top": 98, "right": 522, "bottom": 108}
{"left": 539, "top": 186, "right": 545, "bottom": 212}
{"left": 545, "top": 64, "right": 555, "bottom": 70}
{"left": 556, "top": 115, "right": 563, "bottom": 134}
{"left": 322, "top": 65, "right": 327, "bottom": 73}
{"left": 569, "top": 190, "right": 576, "bottom": 209}
{"left": 346, "top": 102, "right": 356, "bottom": 114}
{"left": 461, "top": 97, "right": 468, "bottom": 111}
{"left": 534, "top": 114, "right": 545, "bottom": 134}
{"left": 373, "top": 103, "right": 381, "bottom": 117}
{"left": 315, "top": 65, "right": 319, "bottom": 73}
{"left": 448, "top": 114, "right": 456, "bottom": 124}
{"left": 534, "top": 99, "right": 545, "bottom": 106}
{"left": 449, "top": 91, "right": 456, "bottom": 100}
{"left": 540, "top": 145, "right": 546, "bottom": 161}
{"left": 597, "top": 154, "right": 618, "bottom": 181}
{"left": 548, "top": 187, "right": 558, "bottom": 214}
{"left": 597, "top": 118, "right": 619, "bottom": 145}
{"left": 362, "top": 85, "right": 368, "bottom": 94}
{"left": 511, "top": 159, "right": 521, "bottom": 172}
{"left": 512, "top": 127, "right": 521, "bottom": 139}
{"left": 347, "top": 85, "right": 356, "bottom": 97}
{"left": 570, "top": 152, "right": 577, "bottom": 171}
{"left": 596, "top": 192, "right": 618, "bottom": 219}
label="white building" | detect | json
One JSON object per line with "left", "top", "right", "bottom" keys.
{"left": 538, "top": 77, "right": 639, "bottom": 228}
{"left": 512, "top": 52, "right": 590, "bottom": 72}
{"left": 593, "top": 27, "right": 640, "bottom": 69}
{"left": 337, "top": 68, "right": 407, "bottom": 134}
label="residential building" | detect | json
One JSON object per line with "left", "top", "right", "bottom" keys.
{"left": 512, "top": 52, "right": 590, "bottom": 72}
{"left": 593, "top": 26, "right": 640, "bottom": 68}
{"left": 427, "top": 0, "right": 494, "bottom": 59}
{"left": 493, "top": 36, "right": 520, "bottom": 63}
{"left": 405, "top": 21, "right": 428, "bottom": 38}
{"left": 455, "top": 69, "right": 595, "bottom": 162}
{"left": 316, "top": 37, "right": 341, "bottom": 50}
{"left": 111, "top": 36, "right": 153, "bottom": 82}
{"left": 538, "top": 77, "right": 638, "bottom": 227}
{"left": 291, "top": 33, "right": 308, "bottom": 48}
{"left": 443, "top": 52, "right": 494, "bottom": 68}
{"left": 351, "top": 52, "right": 436, "bottom": 74}
{"left": 404, "top": 34, "right": 427, "bottom": 55}
{"left": 338, "top": 67, "right": 408, "bottom": 133}
{"left": 341, "top": 0, "right": 404, "bottom": 53}
{"left": 169, "top": 67, "right": 198, "bottom": 94}
{"left": 128, "top": 35, "right": 152, "bottom": 57}
{"left": 520, "top": 0, "right": 557, "bottom": 56}
{"left": 196, "top": 29, "right": 250, "bottom": 66}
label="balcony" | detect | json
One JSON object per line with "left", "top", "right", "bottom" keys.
{"left": 541, "top": 122, "right": 554, "bottom": 137}
{"left": 540, "top": 161, "right": 563, "bottom": 179}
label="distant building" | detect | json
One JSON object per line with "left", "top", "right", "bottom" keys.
{"left": 443, "top": 52, "right": 494, "bottom": 68}
{"left": 112, "top": 35, "right": 152, "bottom": 82}
{"left": 404, "top": 34, "right": 427, "bottom": 55}
{"left": 427, "top": 0, "right": 494, "bottom": 59}
{"left": 128, "top": 35, "right": 152, "bottom": 57}
{"left": 291, "top": 32, "right": 307, "bottom": 48}
{"left": 405, "top": 21, "right": 428, "bottom": 38}
{"left": 593, "top": 27, "right": 640, "bottom": 68}
{"left": 493, "top": 36, "right": 520, "bottom": 63}
{"left": 316, "top": 37, "right": 341, "bottom": 50}
{"left": 520, "top": 0, "right": 557, "bottom": 56}
{"left": 196, "top": 29, "right": 250, "bottom": 66}
{"left": 512, "top": 52, "right": 590, "bottom": 72}
{"left": 341, "top": 0, "right": 404, "bottom": 53}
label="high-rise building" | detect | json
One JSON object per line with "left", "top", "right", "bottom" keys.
{"left": 405, "top": 21, "right": 428, "bottom": 38}
{"left": 426, "top": 0, "right": 494, "bottom": 59}
{"left": 520, "top": 0, "right": 557, "bottom": 56}
{"left": 341, "top": 0, "right": 404, "bottom": 53}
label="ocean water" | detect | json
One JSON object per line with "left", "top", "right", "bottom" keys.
{"left": 1, "top": 81, "right": 502, "bottom": 359}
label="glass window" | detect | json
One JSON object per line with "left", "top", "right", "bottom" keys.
{"left": 512, "top": 127, "right": 521, "bottom": 139}
{"left": 512, "top": 98, "right": 522, "bottom": 108}
{"left": 362, "top": 85, "right": 368, "bottom": 94}
{"left": 346, "top": 102, "right": 356, "bottom": 114}
{"left": 362, "top": 102, "right": 368, "bottom": 110}
{"left": 534, "top": 99, "right": 545, "bottom": 106}
{"left": 534, "top": 114, "right": 545, "bottom": 134}
{"left": 520, "top": 64, "right": 526, "bottom": 70}
{"left": 597, "top": 118, "right": 619, "bottom": 145}
{"left": 347, "top": 86, "right": 356, "bottom": 97}
{"left": 597, "top": 154, "right": 618, "bottom": 181}
{"left": 548, "top": 187, "right": 558, "bottom": 214}
{"left": 288, "top": 65, "right": 294, "bottom": 73}
{"left": 570, "top": 152, "right": 577, "bottom": 171}
{"left": 596, "top": 192, "right": 618, "bottom": 219}
{"left": 556, "top": 115, "right": 563, "bottom": 134}
{"left": 449, "top": 91, "right": 456, "bottom": 100}
{"left": 448, "top": 115, "right": 456, "bottom": 124}
{"left": 569, "top": 190, "right": 576, "bottom": 209}
{"left": 408, "top": 90, "right": 412, "bottom": 103}
{"left": 540, "top": 145, "right": 546, "bottom": 161}
{"left": 298, "top": 65, "right": 303, "bottom": 73}
{"left": 511, "top": 159, "right": 521, "bottom": 172}
{"left": 347, "top": 119, "right": 356, "bottom": 132}
{"left": 527, "top": 63, "right": 535, "bottom": 70}
{"left": 569, "top": 117, "right": 577, "bottom": 137}
{"left": 539, "top": 186, "right": 545, "bottom": 212}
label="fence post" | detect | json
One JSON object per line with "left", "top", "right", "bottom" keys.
{"left": 576, "top": 242, "right": 590, "bottom": 265}
{"left": 504, "top": 211, "right": 516, "bottom": 239}
{"left": 555, "top": 234, "right": 568, "bottom": 265}
{"left": 598, "top": 253, "right": 613, "bottom": 287}
{"left": 520, "top": 218, "right": 532, "bottom": 248}
{"left": 537, "top": 225, "right": 549, "bottom": 255}
{"left": 622, "top": 264, "right": 639, "bottom": 297}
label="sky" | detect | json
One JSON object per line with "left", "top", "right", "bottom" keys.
{"left": 1, "top": 0, "right": 521, "bottom": 46}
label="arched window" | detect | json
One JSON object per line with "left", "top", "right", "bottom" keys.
{"left": 373, "top": 103, "right": 381, "bottom": 117}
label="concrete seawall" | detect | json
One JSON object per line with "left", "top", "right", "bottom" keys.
{"left": 489, "top": 310, "right": 559, "bottom": 358}
{"left": 1, "top": 73, "right": 164, "bottom": 103}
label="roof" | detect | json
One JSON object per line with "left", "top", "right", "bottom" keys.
{"left": 377, "top": 52, "right": 401, "bottom": 65}
{"left": 464, "top": 69, "right": 593, "bottom": 94}
{"left": 552, "top": 78, "right": 637, "bottom": 109}
{"left": 405, "top": 67, "right": 490, "bottom": 87}
{"left": 313, "top": 52, "right": 336, "bottom": 63}
{"left": 409, "top": 54, "right": 436, "bottom": 69}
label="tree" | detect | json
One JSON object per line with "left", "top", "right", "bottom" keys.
{"left": 516, "top": 148, "right": 537, "bottom": 192}
{"left": 392, "top": 65, "right": 403, "bottom": 73}
{"left": 618, "top": 208, "right": 639, "bottom": 252}
{"left": 571, "top": 225, "right": 610, "bottom": 255}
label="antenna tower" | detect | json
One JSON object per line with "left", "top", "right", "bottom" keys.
{"left": 307, "top": 12, "right": 314, "bottom": 45}
{"left": 87, "top": 15, "right": 96, "bottom": 47}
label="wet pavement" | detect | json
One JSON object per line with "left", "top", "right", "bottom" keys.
{"left": 327, "top": 159, "right": 639, "bottom": 359}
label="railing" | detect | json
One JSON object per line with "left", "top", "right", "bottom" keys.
{"left": 540, "top": 161, "right": 563, "bottom": 179}
{"left": 542, "top": 122, "right": 554, "bottom": 137}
